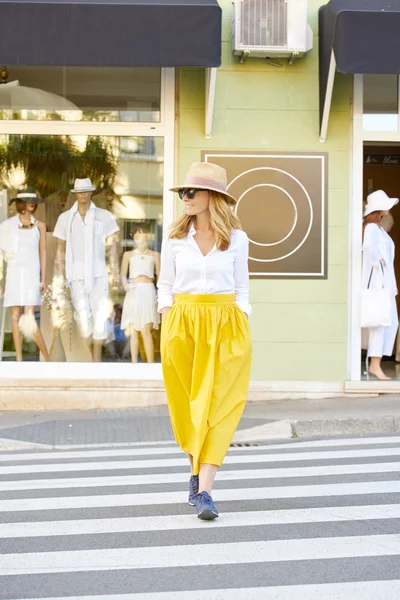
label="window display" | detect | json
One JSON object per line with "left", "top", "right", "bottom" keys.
{"left": 0, "top": 134, "right": 164, "bottom": 363}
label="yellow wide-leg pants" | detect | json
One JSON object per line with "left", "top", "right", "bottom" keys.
{"left": 161, "top": 294, "right": 252, "bottom": 475}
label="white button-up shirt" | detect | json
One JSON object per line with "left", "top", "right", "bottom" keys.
{"left": 362, "top": 223, "right": 397, "bottom": 295}
{"left": 53, "top": 202, "right": 119, "bottom": 281}
{"left": 157, "top": 226, "right": 251, "bottom": 316}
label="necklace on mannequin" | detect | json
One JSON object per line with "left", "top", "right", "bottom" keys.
{"left": 135, "top": 247, "right": 149, "bottom": 260}
{"left": 18, "top": 215, "right": 34, "bottom": 229}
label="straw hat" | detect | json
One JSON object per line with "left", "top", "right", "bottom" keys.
{"left": 170, "top": 162, "right": 237, "bottom": 206}
{"left": 9, "top": 187, "right": 43, "bottom": 205}
{"left": 71, "top": 178, "right": 96, "bottom": 193}
{"left": 364, "top": 190, "right": 399, "bottom": 217}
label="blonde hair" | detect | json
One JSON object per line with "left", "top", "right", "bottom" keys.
{"left": 169, "top": 191, "right": 242, "bottom": 251}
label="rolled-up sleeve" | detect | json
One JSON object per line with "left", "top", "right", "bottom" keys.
{"left": 53, "top": 214, "right": 67, "bottom": 241}
{"left": 234, "top": 233, "right": 252, "bottom": 317}
{"left": 157, "top": 234, "right": 175, "bottom": 312}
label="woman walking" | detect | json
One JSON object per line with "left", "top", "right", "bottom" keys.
{"left": 158, "top": 162, "right": 252, "bottom": 520}
{"left": 362, "top": 190, "right": 398, "bottom": 380}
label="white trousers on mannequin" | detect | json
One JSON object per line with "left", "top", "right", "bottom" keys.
{"left": 367, "top": 296, "right": 398, "bottom": 357}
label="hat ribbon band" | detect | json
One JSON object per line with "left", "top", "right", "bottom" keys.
{"left": 17, "top": 193, "right": 37, "bottom": 198}
{"left": 184, "top": 176, "right": 226, "bottom": 193}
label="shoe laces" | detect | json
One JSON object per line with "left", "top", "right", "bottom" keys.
{"left": 196, "top": 491, "right": 212, "bottom": 505}
{"left": 189, "top": 475, "right": 199, "bottom": 496}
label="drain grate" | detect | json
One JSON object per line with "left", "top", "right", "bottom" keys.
{"left": 230, "top": 442, "right": 260, "bottom": 447}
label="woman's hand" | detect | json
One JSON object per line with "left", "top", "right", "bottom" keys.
{"left": 161, "top": 307, "right": 172, "bottom": 319}
{"left": 40, "top": 281, "right": 46, "bottom": 293}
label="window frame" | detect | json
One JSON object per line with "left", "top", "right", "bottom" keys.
{"left": 0, "top": 68, "right": 175, "bottom": 381}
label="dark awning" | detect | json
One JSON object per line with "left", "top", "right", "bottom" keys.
{"left": 319, "top": 1, "right": 400, "bottom": 141}
{"left": 0, "top": 0, "right": 221, "bottom": 67}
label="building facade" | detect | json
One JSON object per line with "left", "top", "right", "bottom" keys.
{"left": 0, "top": 0, "right": 398, "bottom": 408}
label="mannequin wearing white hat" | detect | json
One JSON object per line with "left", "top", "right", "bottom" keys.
{"left": 362, "top": 190, "right": 399, "bottom": 380}
{"left": 53, "top": 178, "right": 120, "bottom": 362}
{"left": 0, "top": 189, "right": 49, "bottom": 362}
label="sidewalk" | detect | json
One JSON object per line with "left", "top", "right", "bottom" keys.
{"left": 0, "top": 394, "right": 399, "bottom": 450}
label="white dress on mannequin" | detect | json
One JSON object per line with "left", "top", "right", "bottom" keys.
{"left": 121, "top": 254, "right": 160, "bottom": 333}
{"left": 1, "top": 215, "right": 42, "bottom": 308}
{"left": 362, "top": 223, "right": 398, "bottom": 357}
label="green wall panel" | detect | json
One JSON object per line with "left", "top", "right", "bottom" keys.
{"left": 177, "top": 0, "right": 351, "bottom": 381}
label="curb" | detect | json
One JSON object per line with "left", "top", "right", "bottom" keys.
{"left": 0, "top": 438, "right": 50, "bottom": 451}
{"left": 232, "top": 417, "right": 400, "bottom": 443}
{"left": 0, "top": 417, "right": 399, "bottom": 452}
{"left": 292, "top": 416, "right": 400, "bottom": 438}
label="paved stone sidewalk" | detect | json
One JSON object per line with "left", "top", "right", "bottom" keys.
{"left": 0, "top": 394, "right": 400, "bottom": 449}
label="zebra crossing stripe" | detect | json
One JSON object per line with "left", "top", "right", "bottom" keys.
{"left": 8, "top": 580, "right": 400, "bottom": 600}
{"left": 1, "top": 481, "right": 400, "bottom": 512}
{"left": 1, "top": 504, "right": 400, "bottom": 539}
{"left": 2, "top": 447, "right": 400, "bottom": 475}
{"left": 1, "top": 535, "right": 400, "bottom": 576}
{"left": 1, "top": 461, "right": 400, "bottom": 492}
{"left": 1, "top": 435, "right": 399, "bottom": 462}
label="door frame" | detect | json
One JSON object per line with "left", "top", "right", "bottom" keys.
{"left": 348, "top": 74, "right": 400, "bottom": 384}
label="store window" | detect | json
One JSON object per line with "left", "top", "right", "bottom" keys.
{"left": 0, "top": 67, "right": 161, "bottom": 122}
{"left": 363, "top": 74, "right": 398, "bottom": 132}
{"left": 0, "top": 134, "right": 164, "bottom": 364}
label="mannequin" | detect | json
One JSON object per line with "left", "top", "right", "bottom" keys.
{"left": 53, "top": 178, "right": 120, "bottom": 362}
{"left": 120, "top": 228, "right": 160, "bottom": 363}
{"left": 362, "top": 191, "right": 398, "bottom": 380}
{"left": 0, "top": 189, "right": 49, "bottom": 361}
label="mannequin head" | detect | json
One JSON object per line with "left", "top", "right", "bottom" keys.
{"left": 381, "top": 211, "right": 395, "bottom": 232}
{"left": 132, "top": 227, "right": 148, "bottom": 252}
{"left": 75, "top": 191, "right": 92, "bottom": 207}
{"left": 15, "top": 200, "right": 37, "bottom": 215}
{"left": 363, "top": 210, "right": 388, "bottom": 227}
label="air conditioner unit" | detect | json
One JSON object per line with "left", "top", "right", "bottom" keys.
{"left": 232, "top": 0, "right": 313, "bottom": 61}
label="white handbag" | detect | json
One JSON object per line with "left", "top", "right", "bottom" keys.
{"left": 361, "top": 265, "right": 391, "bottom": 328}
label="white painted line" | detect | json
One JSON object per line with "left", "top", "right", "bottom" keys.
{"left": 2, "top": 435, "right": 399, "bottom": 462}
{"left": 1, "top": 504, "right": 399, "bottom": 539}
{"left": 8, "top": 581, "right": 400, "bottom": 600}
{"left": 1, "top": 535, "right": 400, "bottom": 575}
{"left": 1, "top": 462, "right": 399, "bottom": 492}
{"left": 0, "top": 444, "right": 282, "bottom": 462}
{"left": 51, "top": 435, "right": 400, "bottom": 452}
{"left": 0, "top": 446, "right": 183, "bottom": 462}
{"left": 2, "top": 447, "right": 400, "bottom": 475}
{"left": 0, "top": 481, "right": 399, "bottom": 513}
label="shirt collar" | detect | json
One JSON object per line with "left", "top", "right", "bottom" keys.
{"left": 188, "top": 224, "right": 196, "bottom": 238}
{"left": 72, "top": 201, "right": 96, "bottom": 215}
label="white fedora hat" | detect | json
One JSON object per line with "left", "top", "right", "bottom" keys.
{"left": 364, "top": 190, "right": 399, "bottom": 217}
{"left": 71, "top": 178, "right": 96, "bottom": 193}
{"left": 170, "top": 162, "right": 237, "bottom": 205}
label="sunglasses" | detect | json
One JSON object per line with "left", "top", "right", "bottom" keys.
{"left": 178, "top": 188, "right": 201, "bottom": 200}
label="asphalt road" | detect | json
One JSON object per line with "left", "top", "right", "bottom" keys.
{"left": 0, "top": 434, "right": 400, "bottom": 599}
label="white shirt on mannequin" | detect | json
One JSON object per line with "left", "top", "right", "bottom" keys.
{"left": 157, "top": 226, "right": 251, "bottom": 316}
{"left": 53, "top": 202, "right": 119, "bottom": 282}
{"left": 362, "top": 223, "right": 397, "bottom": 295}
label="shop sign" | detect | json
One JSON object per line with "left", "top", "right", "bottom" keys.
{"left": 365, "top": 154, "right": 400, "bottom": 166}
{"left": 203, "top": 151, "right": 328, "bottom": 278}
